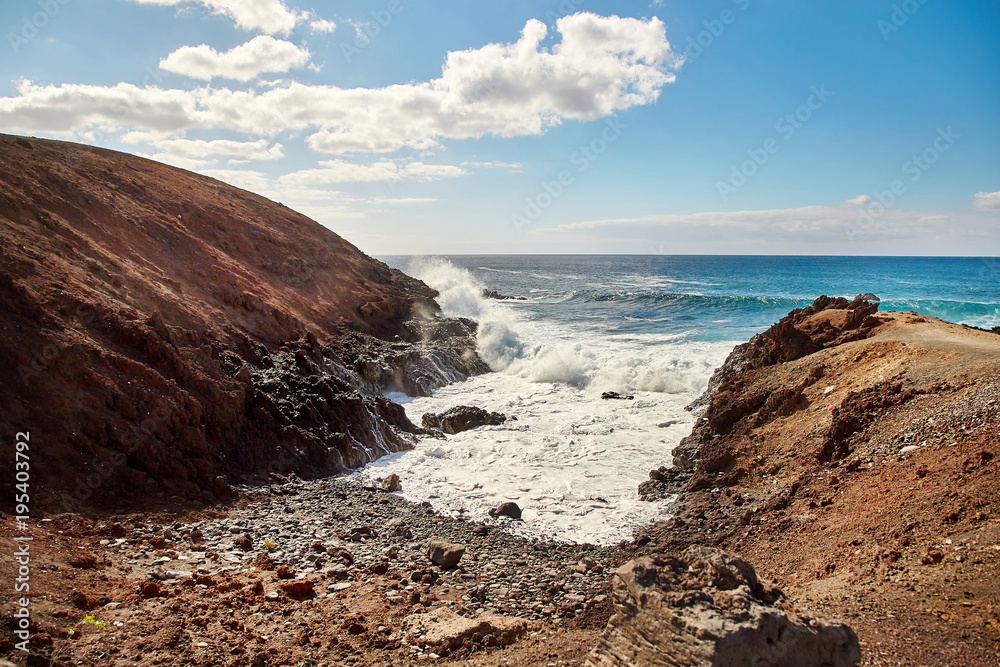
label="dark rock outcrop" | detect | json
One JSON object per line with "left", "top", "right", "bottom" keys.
{"left": 488, "top": 501, "right": 522, "bottom": 520}
{"left": 481, "top": 288, "right": 527, "bottom": 301}
{"left": 0, "top": 134, "right": 488, "bottom": 511}
{"left": 586, "top": 546, "right": 861, "bottom": 667}
{"left": 421, "top": 406, "right": 507, "bottom": 434}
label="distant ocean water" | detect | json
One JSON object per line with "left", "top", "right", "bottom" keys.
{"left": 358, "top": 256, "right": 1000, "bottom": 544}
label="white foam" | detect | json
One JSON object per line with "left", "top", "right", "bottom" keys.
{"left": 365, "top": 258, "right": 735, "bottom": 544}
{"left": 360, "top": 374, "right": 690, "bottom": 544}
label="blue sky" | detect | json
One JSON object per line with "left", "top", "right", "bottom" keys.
{"left": 1, "top": 0, "right": 998, "bottom": 255}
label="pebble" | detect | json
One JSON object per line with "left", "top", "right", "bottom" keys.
{"left": 118, "top": 477, "right": 621, "bottom": 622}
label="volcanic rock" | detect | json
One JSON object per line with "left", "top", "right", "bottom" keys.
{"left": 411, "top": 607, "right": 530, "bottom": 651}
{"left": 488, "top": 501, "right": 523, "bottom": 520}
{"left": 381, "top": 473, "right": 402, "bottom": 492}
{"left": 427, "top": 538, "right": 466, "bottom": 568}
{"left": 421, "top": 406, "right": 507, "bottom": 434}
{"left": 0, "top": 134, "right": 489, "bottom": 510}
{"left": 481, "top": 288, "right": 527, "bottom": 301}
{"left": 586, "top": 546, "right": 861, "bottom": 667}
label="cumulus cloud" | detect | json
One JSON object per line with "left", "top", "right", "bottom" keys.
{"left": 0, "top": 13, "right": 677, "bottom": 155}
{"left": 278, "top": 160, "right": 465, "bottom": 184}
{"left": 973, "top": 190, "right": 1000, "bottom": 211}
{"left": 160, "top": 36, "right": 311, "bottom": 81}
{"left": 130, "top": 0, "right": 305, "bottom": 35}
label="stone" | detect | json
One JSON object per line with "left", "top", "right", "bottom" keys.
{"left": 601, "top": 391, "right": 634, "bottom": 400}
{"left": 408, "top": 607, "right": 529, "bottom": 651}
{"left": 279, "top": 579, "right": 315, "bottom": 599}
{"left": 586, "top": 546, "right": 861, "bottom": 667}
{"left": 385, "top": 518, "right": 413, "bottom": 540}
{"left": 382, "top": 473, "right": 403, "bottom": 492}
{"left": 421, "top": 406, "right": 507, "bottom": 434}
{"left": 428, "top": 538, "right": 466, "bottom": 568}
{"left": 489, "top": 502, "right": 522, "bottom": 520}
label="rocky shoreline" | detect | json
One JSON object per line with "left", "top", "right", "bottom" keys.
{"left": 0, "top": 133, "right": 487, "bottom": 513}
{"left": 2, "top": 135, "right": 997, "bottom": 665}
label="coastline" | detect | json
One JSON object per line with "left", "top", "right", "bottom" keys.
{"left": 632, "top": 299, "right": 1000, "bottom": 665}
{"left": 1, "top": 136, "right": 997, "bottom": 665}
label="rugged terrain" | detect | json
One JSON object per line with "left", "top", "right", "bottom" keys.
{"left": 637, "top": 296, "right": 1000, "bottom": 666}
{"left": 0, "top": 133, "right": 486, "bottom": 513}
{"left": 1, "top": 136, "right": 998, "bottom": 665}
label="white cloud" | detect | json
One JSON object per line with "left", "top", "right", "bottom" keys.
{"left": 309, "top": 18, "right": 336, "bottom": 33}
{"left": 122, "top": 135, "right": 285, "bottom": 169}
{"left": 462, "top": 160, "right": 524, "bottom": 171}
{"left": 973, "top": 190, "right": 1000, "bottom": 211}
{"left": 530, "top": 198, "right": 1000, "bottom": 254}
{"left": 130, "top": 0, "right": 305, "bottom": 35}
{"left": 160, "top": 36, "right": 311, "bottom": 82}
{"left": 278, "top": 159, "right": 465, "bottom": 184}
{"left": 0, "top": 13, "right": 677, "bottom": 155}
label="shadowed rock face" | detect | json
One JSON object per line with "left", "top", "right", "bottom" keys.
{"left": 586, "top": 546, "right": 861, "bottom": 667}
{"left": 421, "top": 406, "right": 507, "bottom": 434}
{"left": 0, "top": 134, "right": 486, "bottom": 511}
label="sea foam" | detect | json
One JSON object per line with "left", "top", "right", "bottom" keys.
{"left": 360, "top": 258, "right": 734, "bottom": 544}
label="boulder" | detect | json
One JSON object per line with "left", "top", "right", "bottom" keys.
{"left": 586, "top": 546, "right": 861, "bottom": 667}
{"left": 427, "top": 538, "right": 466, "bottom": 568}
{"left": 381, "top": 473, "right": 402, "bottom": 492}
{"left": 407, "top": 607, "right": 530, "bottom": 651}
{"left": 601, "top": 391, "right": 634, "bottom": 400}
{"left": 422, "top": 406, "right": 507, "bottom": 434}
{"left": 488, "top": 501, "right": 523, "bottom": 520}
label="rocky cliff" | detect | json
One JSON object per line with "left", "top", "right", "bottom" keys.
{"left": 633, "top": 297, "right": 1000, "bottom": 664}
{"left": 0, "top": 134, "right": 488, "bottom": 511}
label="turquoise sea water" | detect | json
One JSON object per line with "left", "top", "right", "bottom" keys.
{"left": 383, "top": 255, "right": 1000, "bottom": 343}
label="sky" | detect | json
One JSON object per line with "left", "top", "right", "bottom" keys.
{"left": 1, "top": 0, "right": 998, "bottom": 255}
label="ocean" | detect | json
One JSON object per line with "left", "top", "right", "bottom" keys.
{"left": 357, "top": 255, "right": 1000, "bottom": 545}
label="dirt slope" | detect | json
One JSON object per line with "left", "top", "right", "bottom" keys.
{"left": 640, "top": 300, "right": 1000, "bottom": 666}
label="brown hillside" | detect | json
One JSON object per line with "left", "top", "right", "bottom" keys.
{"left": 638, "top": 298, "right": 1000, "bottom": 665}
{"left": 0, "top": 134, "right": 485, "bottom": 512}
